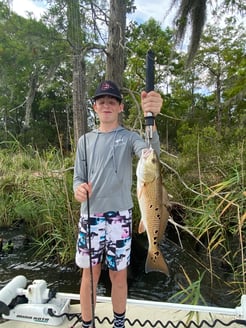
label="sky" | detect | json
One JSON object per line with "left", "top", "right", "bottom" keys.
{"left": 12, "top": 0, "right": 176, "bottom": 29}
{"left": 128, "top": 0, "right": 176, "bottom": 28}
{"left": 12, "top": 0, "right": 46, "bottom": 20}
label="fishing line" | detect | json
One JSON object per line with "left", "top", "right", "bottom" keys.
{"left": 69, "top": 1, "right": 95, "bottom": 327}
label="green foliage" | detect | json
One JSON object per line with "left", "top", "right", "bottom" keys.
{"left": 162, "top": 127, "right": 245, "bottom": 298}
{"left": 0, "top": 2, "right": 71, "bottom": 149}
{"left": 0, "top": 142, "right": 78, "bottom": 264}
{"left": 124, "top": 18, "right": 177, "bottom": 143}
{"left": 125, "top": 18, "right": 174, "bottom": 91}
{"left": 169, "top": 269, "right": 207, "bottom": 306}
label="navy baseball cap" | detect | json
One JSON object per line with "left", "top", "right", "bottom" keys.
{"left": 93, "top": 80, "right": 122, "bottom": 102}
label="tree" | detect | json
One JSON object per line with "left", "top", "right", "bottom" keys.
{"left": 45, "top": 0, "right": 134, "bottom": 142}
{"left": 67, "top": 0, "right": 87, "bottom": 146}
{"left": 0, "top": 3, "right": 69, "bottom": 144}
{"left": 106, "top": 0, "right": 127, "bottom": 89}
{"left": 194, "top": 18, "right": 246, "bottom": 134}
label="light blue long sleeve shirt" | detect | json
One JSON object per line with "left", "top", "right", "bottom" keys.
{"left": 73, "top": 126, "right": 160, "bottom": 215}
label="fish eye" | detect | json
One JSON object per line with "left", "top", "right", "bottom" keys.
{"left": 151, "top": 158, "right": 156, "bottom": 164}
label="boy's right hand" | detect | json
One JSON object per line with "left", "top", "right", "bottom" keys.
{"left": 74, "top": 182, "right": 92, "bottom": 203}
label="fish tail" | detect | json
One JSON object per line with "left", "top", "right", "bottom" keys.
{"left": 145, "top": 248, "right": 169, "bottom": 276}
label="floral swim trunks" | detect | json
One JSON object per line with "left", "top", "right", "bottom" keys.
{"left": 75, "top": 209, "right": 132, "bottom": 271}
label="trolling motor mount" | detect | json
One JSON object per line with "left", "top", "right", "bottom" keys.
{"left": 0, "top": 276, "right": 70, "bottom": 326}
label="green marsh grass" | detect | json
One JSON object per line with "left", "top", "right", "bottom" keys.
{"left": 160, "top": 137, "right": 245, "bottom": 305}
{"left": 0, "top": 142, "right": 78, "bottom": 263}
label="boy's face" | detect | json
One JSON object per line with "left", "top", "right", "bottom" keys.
{"left": 93, "top": 96, "right": 124, "bottom": 125}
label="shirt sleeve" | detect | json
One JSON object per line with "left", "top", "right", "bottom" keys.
{"left": 73, "top": 136, "right": 87, "bottom": 192}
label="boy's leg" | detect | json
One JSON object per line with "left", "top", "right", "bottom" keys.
{"left": 109, "top": 268, "right": 127, "bottom": 315}
{"left": 80, "top": 264, "right": 101, "bottom": 323}
{"left": 76, "top": 215, "right": 106, "bottom": 327}
{"left": 106, "top": 209, "right": 132, "bottom": 328}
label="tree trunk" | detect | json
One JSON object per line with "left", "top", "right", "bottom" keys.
{"left": 24, "top": 69, "right": 38, "bottom": 128}
{"left": 106, "top": 0, "right": 126, "bottom": 90}
{"left": 72, "top": 54, "right": 87, "bottom": 146}
{"left": 216, "top": 56, "right": 222, "bottom": 133}
{"left": 67, "top": 0, "right": 87, "bottom": 146}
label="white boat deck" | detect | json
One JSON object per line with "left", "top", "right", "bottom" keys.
{"left": 1, "top": 298, "right": 245, "bottom": 328}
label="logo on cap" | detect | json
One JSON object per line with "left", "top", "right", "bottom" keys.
{"left": 101, "top": 82, "right": 113, "bottom": 91}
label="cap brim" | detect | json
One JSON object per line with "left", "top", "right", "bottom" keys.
{"left": 93, "top": 93, "right": 122, "bottom": 101}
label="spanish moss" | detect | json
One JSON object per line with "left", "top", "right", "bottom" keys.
{"left": 170, "top": 0, "right": 207, "bottom": 66}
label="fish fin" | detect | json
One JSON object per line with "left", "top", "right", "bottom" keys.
{"left": 145, "top": 248, "right": 169, "bottom": 276}
{"left": 162, "top": 186, "right": 171, "bottom": 209}
{"left": 138, "top": 219, "right": 146, "bottom": 234}
{"left": 137, "top": 183, "right": 145, "bottom": 199}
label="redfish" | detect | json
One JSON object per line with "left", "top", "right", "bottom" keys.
{"left": 136, "top": 148, "right": 170, "bottom": 275}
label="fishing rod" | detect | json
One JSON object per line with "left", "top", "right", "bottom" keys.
{"left": 145, "top": 49, "right": 155, "bottom": 148}
{"left": 83, "top": 129, "right": 96, "bottom": 328}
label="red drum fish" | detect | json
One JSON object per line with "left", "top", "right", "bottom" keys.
{"left": 136, "top": 148, "right": 170, "bottom": 275}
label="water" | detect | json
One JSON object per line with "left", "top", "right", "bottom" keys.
{"left": 0, "top": 224, "right": 237, "bottom": 308}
